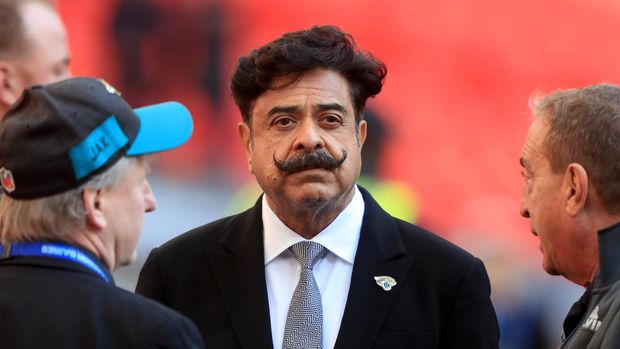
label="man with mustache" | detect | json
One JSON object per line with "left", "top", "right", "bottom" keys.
{"left": 136, "top": 25, "right": 499, "bottom": 349}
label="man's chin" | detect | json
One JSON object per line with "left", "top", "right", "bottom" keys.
{"left": 542, "top": 260, "right": 561, "bottom": 276}
{"left": 119, "top": 250, "right": 139, "bottom": 268}
{"left": 284, "top": 184, "right": 338, "bottom": 206}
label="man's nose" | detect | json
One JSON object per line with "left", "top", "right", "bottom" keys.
{"left": 144, "top": 180, "right": 157, "bottom": 213}
{"left": 519, "top": 197, "right": 530, "bottom": 218}
{"left": 293, "top": 120, "right": 324, "bottom": 152}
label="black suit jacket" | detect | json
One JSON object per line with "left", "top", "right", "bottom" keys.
{"left": 136, "top": 187, "right": 499, "bottom": 348}
{"left": 0, "top": 245, "right": 204, "bottom": 349}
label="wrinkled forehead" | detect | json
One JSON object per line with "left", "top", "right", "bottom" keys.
{"left": 269, "top": 69, "right": 352, "bottom": 97}
{"left": 253, "top": 70, "right": 354, "bottom": 112}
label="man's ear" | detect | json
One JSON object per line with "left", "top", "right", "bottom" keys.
{"left": 357, "top": 120, "right": 367, "bottom": 147}
{"left": 237, "top": 121, "right": 253, "bottom": 174}
{"left": 0, "top": 61, "right": 23, "bottom": 109}
{"left": 564, "top": 163, "right": 589, "bottom": 216}
{"left": 83, "top": 188, "right": 107, "bottom": 230}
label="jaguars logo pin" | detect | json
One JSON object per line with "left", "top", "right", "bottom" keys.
{"left": 374, "top": 275, "right": 397, "bottom": 291}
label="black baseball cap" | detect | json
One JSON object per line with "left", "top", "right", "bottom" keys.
{"left": 0, "top": 77, "right": 193, "bottom": 199}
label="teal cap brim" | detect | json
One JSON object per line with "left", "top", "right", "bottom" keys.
{"left": 127, "top": 101, "right": 193, "bottom": 156}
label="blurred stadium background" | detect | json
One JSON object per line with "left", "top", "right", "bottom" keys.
{"left": 57, "top": 0, "right": 620, "bottom": 347}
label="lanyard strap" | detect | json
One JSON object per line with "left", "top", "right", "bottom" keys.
{"left": 0, "top": 242, "right": 111, "bottom": 283}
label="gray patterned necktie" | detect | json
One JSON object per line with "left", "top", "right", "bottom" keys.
{"left": 282, "top": 241, "right": 327, "bottom": 349}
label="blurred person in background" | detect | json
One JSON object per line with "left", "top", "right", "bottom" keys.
{"left": 137, "top": 25, "right": 499, "bottom": 349}
{"left": 0, "top": 0, "right": 70, "bottom": 117}
{"left": 112, "top": 0, "right": 231, "bottom": 179}
{"left": 520, "top": 83, "right": 620, "bottom": 348}
{"left": 356, "top": 108, "right": 419, "bottom": 222}
{"left": 0, "top": 77, "right": 203, "bottom": 349}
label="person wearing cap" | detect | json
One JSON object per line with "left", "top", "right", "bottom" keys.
{"left": 0, "top": 77, "right": 204, "bottom": 349}
{"left": 0, "top": 0, "right": 71, "bottom": 117}
{"left": 136, "top": 25, "right": 499, "bottom": 349}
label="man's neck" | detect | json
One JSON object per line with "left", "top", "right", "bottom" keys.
{"left": 571, "top": 210, "right": 620, "bottom": 287}
{"left": 62, "top": 231, "right": 114, "bottom": 271}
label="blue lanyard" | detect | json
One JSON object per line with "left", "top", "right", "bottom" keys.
{"left": 0, "top": 242, "right": 111, "bottom": 283}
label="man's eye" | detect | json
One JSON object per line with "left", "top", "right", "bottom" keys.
{"left": 53, "top": 63, "right": 69, "bottom": 79}
{"left": 325, "top": 116, "right": 339, "bottom": 123}
{"left": 321, "top": 115, "right": 342, "bottom": 126}
{"left": 274, "top": 117, "right": 295, "bottom": 127}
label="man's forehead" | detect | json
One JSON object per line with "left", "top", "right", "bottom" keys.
{"left": 252, "top": 71, "right": 353, "bottom": 116}
{"left": 269, "top": 69, "right": 349, "bottom": 89}
{"left": 528, "top": 119, "right": 549, "bottom": 147}
{"left": 20, "top": 2, "right": 67, "bottom": 56}
{"left": 521, "top": 119, "right": 550, "bottom": 167}
{"left": 21, "top": 1, "right": 64, "bottom": 35}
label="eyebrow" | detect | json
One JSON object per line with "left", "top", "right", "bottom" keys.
{"left": 315, "top": 103, "right": 347, "bottom": 114}
{"left": 267, "top": 103, "right": 347, "bottom": 118}
{"left": 267, "top": 105, "right": 299, "bottom": 117}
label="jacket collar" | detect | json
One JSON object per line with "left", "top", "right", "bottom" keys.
{"left": 334, "top": 186, "right": 414, "bottom": 348}
{"left": 206, "top": 196, "right": 274, "bottom": 349}
{"left": 596, "top": 220, "right": 620, "bottom": 288}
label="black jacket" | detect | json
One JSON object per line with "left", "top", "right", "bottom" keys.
{"left": 0, "top": 244, "right": 204, "bottom": 349}
{"left": 136, "top": 187, "right": 499, "bottom": 348}
{"left": 561, "top": 221, "right": 620, "bottom": 348}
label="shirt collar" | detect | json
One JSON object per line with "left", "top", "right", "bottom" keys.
{"left": 263, "top": 185, "right": 365, "bottom": 265}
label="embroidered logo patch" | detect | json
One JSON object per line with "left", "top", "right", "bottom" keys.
{"left": 0, "top": 167, "right": 15, "bottom": 193}
{"left": 582, "top": 305, "right": 602, "bottom": 332}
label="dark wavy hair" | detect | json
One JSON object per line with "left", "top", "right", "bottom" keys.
{"left": 230, "top": 25, "right": 387, "bottom": 124}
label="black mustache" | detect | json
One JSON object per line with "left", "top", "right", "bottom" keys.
{"left": 273, "top": 150, "right": 347, "bottom": 174}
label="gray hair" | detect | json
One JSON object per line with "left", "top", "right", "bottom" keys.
{"left": 530, "top": 83, "right": 620, "bottom": 214}
{"left": 0, "top": 157, "right": 138, "bottom": 243}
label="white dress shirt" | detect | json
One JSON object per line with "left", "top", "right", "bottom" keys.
{"left": 263, "top": 186, "right": 364, "bottom": 349}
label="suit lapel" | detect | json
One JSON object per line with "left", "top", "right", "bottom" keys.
{"left": 206, "top": 198, "right": 274, "bottom": 349}
{"left": 335, "top": 187, "right": 414, "bottom": 349}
